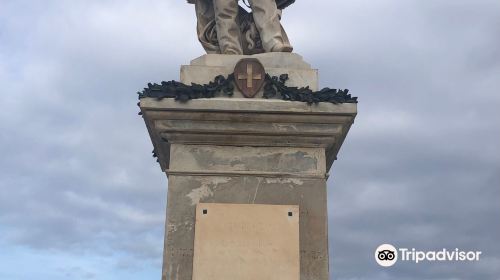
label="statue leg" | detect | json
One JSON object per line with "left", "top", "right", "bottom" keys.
{"left": 213, "top": 0, "right": 243, "bottom": 54}
{"left": 195, "top": 0, "right": 221, "bottom": 54}
{"left": 248, "top": 0, "right": 293, "bottom": 52}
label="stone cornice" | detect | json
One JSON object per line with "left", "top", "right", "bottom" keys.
{"left": 140, "top": 98, "right": 356, "bottom": 173}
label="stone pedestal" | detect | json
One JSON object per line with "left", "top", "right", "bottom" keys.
{"left": 181, "top": 53, "right": 319, "bottom": 96}
{"left": 139, "top": 53, "right": 357, "bottom": 280}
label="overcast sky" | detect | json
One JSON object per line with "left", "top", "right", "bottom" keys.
{"left": 1, "top": 0, "right": 499, "bottom": 279}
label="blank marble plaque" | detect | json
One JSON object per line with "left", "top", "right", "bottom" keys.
{"left": 192, "top": 203, "right": 300, "bottom": 280}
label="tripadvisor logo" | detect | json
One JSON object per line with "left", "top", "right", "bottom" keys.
{"left": 375, "top": 244, "right": 482, "bottom": 267}
{"left": 375, "top": 244, "right": 398, "bottom": 267}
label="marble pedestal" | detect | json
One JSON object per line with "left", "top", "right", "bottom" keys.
{"left": 139, "top": 53, "right": 357, "bottom": 280}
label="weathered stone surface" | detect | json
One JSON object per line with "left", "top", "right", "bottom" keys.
{"left": 169, "top": 145, "right": 325, "bottom": 177}
{"left": 140, "top": 98, "right": 356, "bottom": 172}
{"left": 141, "top": 97, "right": 356, "bottom": 114}
{"left": 164, "top": 175, "right": 328, "bottom": 280}
{"left": 190, "top": 53, "right": 312, "bottom": 69}
{"left": 181, "top": 53, "right": 319, "bottom": 96}
{"left": 192, "top": 203, "right": 300, "bottom": 280}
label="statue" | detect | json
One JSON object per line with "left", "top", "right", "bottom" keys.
{"left": 187, "top": 0, "right": 295, "bottom": 55}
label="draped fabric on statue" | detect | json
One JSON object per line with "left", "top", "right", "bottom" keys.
{"left": 275, "top": 0, "right": 295, "bottom": 9}
{"left": 194, "top": 0, "right": 221, "bottom": 54}
{"left": 190, "top": 0, "right": 294, "bottom": 54}
{"left": 187, "top": 0, "right": 296, "bottom": 9}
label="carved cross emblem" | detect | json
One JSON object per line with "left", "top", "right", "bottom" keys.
{"left": 238, "top": 64, "right": 261, "bottom": 88}
{"left": 234, "top": 58, "right": 266, "bottom": 98}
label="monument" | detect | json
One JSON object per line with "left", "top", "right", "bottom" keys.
{"left": 138, "top": 2, "right": 357, "bottom": 280}
{"left": 190, "top": 0, "right": 294, "bottom": 54}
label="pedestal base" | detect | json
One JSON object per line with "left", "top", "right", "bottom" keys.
{"left": 139, "top": 53, "right": 357, "bottom": 280}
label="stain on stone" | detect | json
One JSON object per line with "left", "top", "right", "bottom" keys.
{"left": 185, "top": 177, "right": 230, "bottom": 205}
{"left": 167, "top": 223, "right": 177, "bottom": 233}
{"left": 189, "top": 147, "right": 318, "bottom": 172}
{"left": 265, "top": 178, "right": 304, "bottom": 186}
{"left": 183, "top": 219, "right": 194, "bottom": 232}
{"left": 229, "top": 158, "right": 245, "bottom": 168}
{"left": 186, "top": 185, "right": 213, "bottom": 205}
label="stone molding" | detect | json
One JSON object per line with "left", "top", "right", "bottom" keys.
{"left": 140, "top": 98, "right": 357, "bottom": 173}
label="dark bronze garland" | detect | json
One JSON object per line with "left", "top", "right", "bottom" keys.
{"left": 263, "top": 74, "right": 357, "bottom": 104}
{"left": 138, "top": 74, "right": 235, "bottom": 102}
{"left": 138, "top": 73, "right": 357, "bottom": 104}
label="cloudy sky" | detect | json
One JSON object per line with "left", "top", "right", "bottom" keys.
{"left": 1, "top": 0, "right": 499, "bottom": 279}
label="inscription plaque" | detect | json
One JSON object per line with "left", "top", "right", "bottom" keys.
{"left": 192, "top": 203, "right": 300, "bottom": 280}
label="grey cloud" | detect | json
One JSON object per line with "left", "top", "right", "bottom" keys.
{"left": 1, "top": 0, "right": 499, "bottom": 279}
{"left": 316, "top": 1, "right": 500, "bottom": 279}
